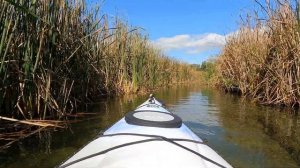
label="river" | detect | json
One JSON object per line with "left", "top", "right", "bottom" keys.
{"left": 0, "top": 85, "right": 299, "bottom": 168}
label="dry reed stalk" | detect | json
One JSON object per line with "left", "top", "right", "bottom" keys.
{"left": 0, "top": 116, "right": 63, "bottom": 127}
{"left": 0, "top": 0, "right": 200, "bottom": 121}
{"left": 218, "top": 0, "right": 300, "bottom": 107}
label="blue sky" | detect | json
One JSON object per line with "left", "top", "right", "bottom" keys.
{"left": 95, "top": 0, "right": 257, "bottom": 64}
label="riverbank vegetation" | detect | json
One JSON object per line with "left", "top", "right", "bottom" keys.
{"left": 199, "top": 60, "right": 218, "bottom": 85}
{"left": 0, "top": 0, "right": 199, "bottom": 122}
{"left": 217, "top": 0, "right": 300, "bottom": 107}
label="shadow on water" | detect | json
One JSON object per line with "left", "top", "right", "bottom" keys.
{"left": 0, "top": 85, "right": 299, "bottom": 168}
{"left": 0, "top": 98, "right": 144, "bottom": 168}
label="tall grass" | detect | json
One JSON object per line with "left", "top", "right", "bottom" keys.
{"left": 218, "top": 0, "right": 300, "bottom": 107}
{"left": 0, "top": 0, "right": 199, "bottom": 120}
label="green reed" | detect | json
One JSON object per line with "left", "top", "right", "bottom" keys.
{"left": 0, "top": 0, "right": 199, "bottom": 120}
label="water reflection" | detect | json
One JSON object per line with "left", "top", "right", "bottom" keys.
{"left": 154, "top": 86, "right": 299, "bottom": 167}
{"left": 0, "top": 85, "right": 299, "bottom": 168}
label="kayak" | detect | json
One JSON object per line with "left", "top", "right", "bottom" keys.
{"left": 59, "top": 95, "right": 232, "bottom": 168}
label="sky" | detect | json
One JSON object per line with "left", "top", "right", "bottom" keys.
{"left": 93, "top": 0, "right": 257, "bottom": 64}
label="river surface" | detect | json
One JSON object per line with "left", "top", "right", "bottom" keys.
{"left": 0, "top": 85, "right": 300, "bottom": 168}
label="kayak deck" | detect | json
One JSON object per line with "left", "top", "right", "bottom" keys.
{"left": 59, "top": 96, "right": 232, "bottom": 168}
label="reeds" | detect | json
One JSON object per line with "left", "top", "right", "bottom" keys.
{"left": 0, "top": 0, "right": 199, "bottom": 120}
{"left": 218, "top": 0, "right": 300, "bottom": 106}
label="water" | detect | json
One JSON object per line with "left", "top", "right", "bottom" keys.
{"left": 1, "top": 85, "right": 299, "bottom": 168}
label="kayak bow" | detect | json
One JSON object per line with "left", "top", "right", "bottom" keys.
{"left": 59, "top": 95, "right": 232, "bottom": 168}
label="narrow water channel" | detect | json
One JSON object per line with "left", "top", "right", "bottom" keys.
{"left": 0, "top": 85, "right": 299, "bottom": 168}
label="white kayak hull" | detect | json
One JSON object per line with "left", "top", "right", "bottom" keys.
{"left": 59, "top": 97, "right": 232, "bottom": 168}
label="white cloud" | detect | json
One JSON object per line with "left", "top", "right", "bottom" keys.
{"left": 152, "top": 33, "right": 227, "bottom": 55}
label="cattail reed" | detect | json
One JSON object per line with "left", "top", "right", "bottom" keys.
{"left": 0, "top": 0, "right": 199, "bottom": 120}
{"left": 218, "top": 0, "right": 300, "bottom": 107}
